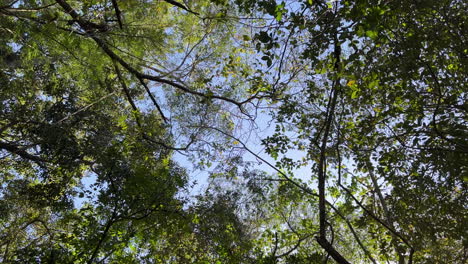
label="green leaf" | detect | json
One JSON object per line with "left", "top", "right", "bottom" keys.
{"left": 365, "top": 30, "right": 378, "bottom": 39}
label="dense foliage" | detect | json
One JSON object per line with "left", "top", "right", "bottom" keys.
{"left": 0, "top": 0, "right": 466, "bottom": 263}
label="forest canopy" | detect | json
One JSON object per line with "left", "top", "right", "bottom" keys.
{"left": 0, "top": 0, "right": 466, "bottom": 263}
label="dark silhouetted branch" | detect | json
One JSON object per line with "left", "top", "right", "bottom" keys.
{"left": 163, "top": 0, "right": 199, "bottom": 15}
{"left": 316, "top": 236, "right": 350, "bottom": 264}
{"left": 0, "top": 141, "right": 46, "bottom": 163}
{"left": 110, "top": 0, "right": 123, "bottom": 29}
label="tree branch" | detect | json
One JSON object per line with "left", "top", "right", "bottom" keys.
{"left": 87, "top": 210, "right": 117, "bottom": 264}
{"left": 137, "top": 77, "right": 168, "bottom": 123}
{"left": 55, "top": 0, "right": 251, "bottom": 115}
{"left": 0, "top": 141, "right": 47, "bottom": 163}
{"left": 162, "top": 0, "right": 199, "bottom": 16}
{"left": 315, "top": 236, "right": 350, "bottom": 264}
{"left": 110, "top": 0, "right": 123, "bottom": 29}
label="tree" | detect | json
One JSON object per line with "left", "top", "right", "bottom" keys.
{"left": 0, "top": 0, "right": 466, "bottom": 263}
{"left": 233, "top": 0, "right": 467, "bottom": 263}
{"left": 0, "top": 0, "right": 255, "bottom": 262}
